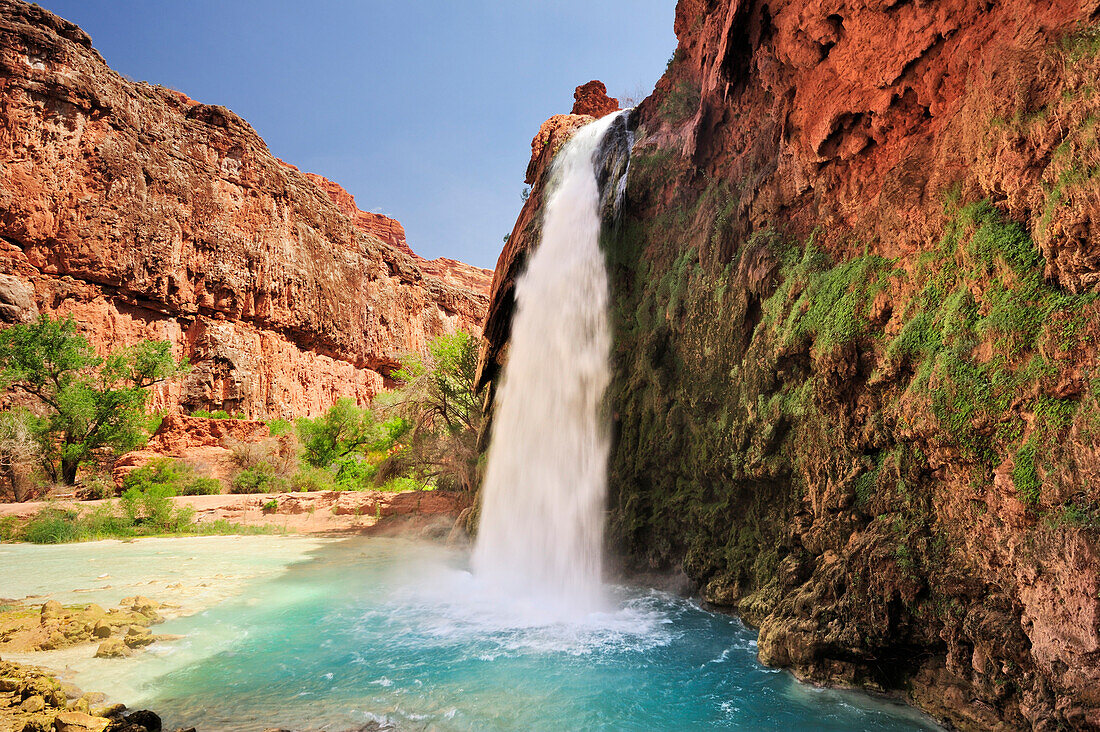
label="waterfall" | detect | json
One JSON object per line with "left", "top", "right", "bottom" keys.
{"left": 472, "top": 111, "right": 630, "bottom": 617}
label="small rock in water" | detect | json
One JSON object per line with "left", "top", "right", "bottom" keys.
{"left": 124, "top": 709, "right": 162, "bottom": 731}
{"left": 60, "top": 681, "right": 84, "bottom": 700}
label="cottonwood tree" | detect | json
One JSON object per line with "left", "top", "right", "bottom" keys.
{"left": 0, "top": 316, "right": 185, "bottom": 485}
{"left": 376, "top": 331, "right": 483, "bottom": 492}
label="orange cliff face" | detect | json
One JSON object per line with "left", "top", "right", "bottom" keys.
{"left": 300, "top": 171, "right": 493, "bottom": 293}
{"left": 0, "top": 0, "right": 491, "bottom": 419}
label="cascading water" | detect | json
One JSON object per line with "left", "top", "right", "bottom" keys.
{"left": 472, "top": 111, "right": 631, "bottom": 617}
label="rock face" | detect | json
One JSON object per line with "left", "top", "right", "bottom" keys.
{"left": 570, "top": 80, "right": 619, "bottom": 119}
{"left": 0, "top": 0, "right": 491, "bottom": 419}
{"left": 482, "top": 4, "right": 1100, "bottom": 730}
{"left": 111, "top": 414, "right": 275, "bottom": 486}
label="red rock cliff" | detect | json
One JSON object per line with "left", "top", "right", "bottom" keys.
{"left": 481, "top": 3, "right": 1100, "bottom": 729}
{"left": 0, "top": 0, "right": 491, "bottom": 419}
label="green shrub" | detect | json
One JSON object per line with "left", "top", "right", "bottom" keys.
{"left": 123, "top": 458, "right": 220, "bottom": 497}
{"left": 261, "top": 499, "right": 278, "bottom": 512}
{"left": 183, "top": 477, "right": 222, "bottom": 496}
{"left": 232, "top": 464, "right": 278, "bottom": 494}
{"left": 297, "top": 398, "right": 388, "bottom": 468}
{"left": 1012, "top": 438, "right": 1041, "bottom": 506}
{"left": 377, "top": 476, "right": 429, "bottom": 493}
{"left": 290, "top": 465, "right": 338, "bottom": 493}
{"left": 22, "top": 508, "right": 84, "bottom": 544}
{"left": 266, "top": 418, "right": 293, "bottom": 436}
{"left": 190, "top": 409, "right": 246, "bottom": 420}
{"left": 121, "top": 484, "right": 183, "bottom": 530}
{"left": 79, "top": 474, "right": 115, "bottom": 500}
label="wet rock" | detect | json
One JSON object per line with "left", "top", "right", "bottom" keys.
{"left": 122, "top": 710, "right": 161, "bottom": 732}
{"left": 91, "top": 704, "right": 125, "bottom": 718}
{"left": 123, "top": 627, "right": 154, "bottom": 649}
{"left": 20, "top": 694, "right": 45, "bottom": 713}
{"left": 91, "top": 621, "right": 112, "bottom": 639}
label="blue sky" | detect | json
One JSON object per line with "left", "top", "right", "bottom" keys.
{"left": 40, "top": 1, "right": 676, "bottom": 269}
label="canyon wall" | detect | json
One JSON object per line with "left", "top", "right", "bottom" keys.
{"left": 483, "top": 3, "right": 1100, "bottom": 730}
{"left": 0, "top": 0, "right": 491, "bottom": 420}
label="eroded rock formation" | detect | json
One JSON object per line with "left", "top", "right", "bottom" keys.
{"left": 481, "top": 3, "right": 1100, "bottom": 729}
{"left": 0, "top": 0, "right": 491, "bottom": 419}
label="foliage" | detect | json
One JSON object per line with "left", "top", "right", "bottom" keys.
{"left": 390, "top": 332, "right": 480, "bottom": 436}
{"left": 764, "top": 243, "right": 896, "bottom": 358}
{"left": 377, "top": 331, "right": 483, "bottom": 492}
{"left": 190, "top": 409, "right": 246, "bottom": 420}
{"left": 3, "top": 500, "right": 275, "bottom": 544}
{"left": 297, "top": 398, "right": 399, "bottom": 469}
{"left": 231, "top": 464, "right": 279, "bottom": 494}
{"left": 0, "top": 316, "right": 186, "bottom": 484}
{"left": 0, "top": 408, "right": 42, "bottom": 501}
{"left": 122, "top": 458, "right": 222, "bottom": 497}
{"left": 266, "top": 418, "right": 293, "bottom": 436}
{"left": 659, "top": 81, "right": 700, "bottom": 121}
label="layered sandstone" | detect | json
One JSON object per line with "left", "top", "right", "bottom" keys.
{"left": 0, "top": 0, "right": 490, "bottom": 419}
{"left": 481, "top": 2, "right": 1100, "bottom": 729}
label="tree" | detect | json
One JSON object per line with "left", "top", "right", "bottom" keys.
{"left": 388, "top": 332, "right": 481, "bottom": 436}
{"left": 297, "top": 397, "right": 398, "bottom": 468}
{"left": 376, "top": 331, "right": 483, "bottom": 492}
{"left": 0, "top": 316, "right": 185, "bottom": 485}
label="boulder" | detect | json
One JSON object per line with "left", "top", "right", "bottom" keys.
{"left": 53, "top": 712, "right": 112, "bottom": 732}
{"left": 40, "top": 601, "right": 63, "bottom": 621}
{"left": 122, "top": 710, "right": 161, "bottom": 732}
{"left": 93, "top": 638, "right": 132, "bottom": 659}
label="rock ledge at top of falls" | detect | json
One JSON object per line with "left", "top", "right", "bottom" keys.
{"left": 0, "top": 0, "right": 491, "bottom": 419}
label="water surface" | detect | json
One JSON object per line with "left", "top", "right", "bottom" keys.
{"left": 32, "top": 537, "right": 941, "bottom": 731}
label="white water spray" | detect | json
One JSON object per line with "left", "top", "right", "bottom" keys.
{"left": 473, "top": 112, "right": 628, "bottom": 617}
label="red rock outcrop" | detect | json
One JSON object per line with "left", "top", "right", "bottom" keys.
{"left": 571, "top": 80, "right": 619, "bottom": 119}
{"left": 112, "top": 414, "right": 273, "bottom": 485}
{"left": 0, "top": 0, "right": 491, "bottom": 419}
